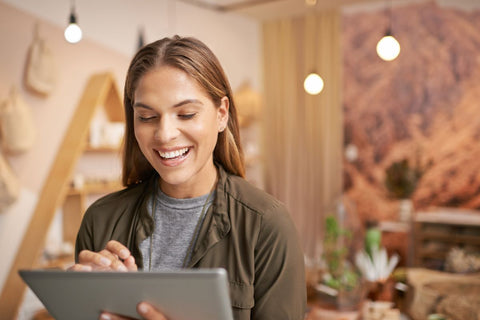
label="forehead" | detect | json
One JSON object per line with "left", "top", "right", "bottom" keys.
{"left": 134, "top": 66, "right": 209, "bottom": 103}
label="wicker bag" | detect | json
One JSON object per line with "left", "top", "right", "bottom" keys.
{"left": 0, "top": 87, "right": 36, "bottom": 153}
{"left": 24, "top": 29, "right": 56, "bottom": 95}
{"left": 0, "top": 151, "right": 20, "bottom": 213}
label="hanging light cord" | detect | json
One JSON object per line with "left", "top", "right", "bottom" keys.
{"left": 388, "top": 0, "right": 393, "bottom": 35}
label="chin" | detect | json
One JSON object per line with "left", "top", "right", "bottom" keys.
{"left": 157, "top": 170, "right": 192, "bottom": 187}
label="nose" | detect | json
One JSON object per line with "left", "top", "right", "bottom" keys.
{"left": 154, "top": 115, "right": 178, "bottom": 143}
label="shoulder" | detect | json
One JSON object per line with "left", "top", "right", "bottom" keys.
{"left": 223, "top": 173, "right": 287, "bottom": 218}
{"left": 83, "top": 182, "right": 148, "bottom": 220}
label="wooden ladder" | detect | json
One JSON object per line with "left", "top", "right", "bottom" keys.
{"left": 0, "top": 72, "right": 124, "bottom": 319}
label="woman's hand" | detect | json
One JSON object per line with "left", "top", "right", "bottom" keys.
{"left": 69, "top": 240, "right": 137, "bottom": 271}
{"left": 99, "top": 302, "right": 168, "bottom": 320}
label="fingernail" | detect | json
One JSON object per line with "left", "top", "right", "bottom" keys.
{"left": 118, "top": 265, "right": 128, "bottom": 272}
{"left": 120, "top": 249, "right": 129, "bottom": 258}
{"left": 100, "top": 313, "right": 111, "bottom": 320}
{"left": 80, "top": 265, "right": 92, "bottom": 271}
{"left": 100, "top": 257, "right": 111, "bottom": 266}
{"left": 138, "top": 303, "right": 148, "bottom": 314}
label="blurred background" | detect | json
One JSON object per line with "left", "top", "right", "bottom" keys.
{"left": 1, "top": 0, "right": 480, "bottom": 319}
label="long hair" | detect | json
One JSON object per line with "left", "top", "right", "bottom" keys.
{"left": 122, "top": 36, "right": 245, "bottom": 186}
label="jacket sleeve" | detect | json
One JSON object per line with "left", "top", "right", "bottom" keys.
{"left": 74, "top": 207, "right": 95, "bottom": 263}
{"left": 252, "top": 203, "right": 307, "bottom": 320}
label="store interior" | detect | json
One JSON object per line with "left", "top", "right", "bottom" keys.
{"left": 1, "top": 0, "right": 480, "bottom": 319}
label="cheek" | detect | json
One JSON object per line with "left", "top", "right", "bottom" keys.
{"left": 133, "top": 123, "right": 150, "bottom": 148}
{"left": 192, "top": 120, "right": 218, "bottom": 142}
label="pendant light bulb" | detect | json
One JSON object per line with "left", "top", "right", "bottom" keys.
{"left": 376, "top": 34, "right": 400, "bottom": 61}
{"left": 64, "top": 10, "right": 82, "bottom": 44}
{"left": 304, "top": 72, "right": 324, "bottom": 95}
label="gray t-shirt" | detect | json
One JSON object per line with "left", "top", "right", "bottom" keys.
{"left": 139, "top": 189, "right": 214, "bottom": 271}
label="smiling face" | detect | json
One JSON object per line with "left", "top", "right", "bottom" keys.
{"left": 133, "top": 66, "right": 229, "bottom": 198}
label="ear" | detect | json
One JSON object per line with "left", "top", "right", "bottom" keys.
{"left": 217, "top": 96, "right": 229, "bottom": 132}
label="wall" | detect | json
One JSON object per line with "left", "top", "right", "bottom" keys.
{"left": 0, "top": 0, "right": 261, "bottom": 298}
{"left": 343, "top": 1, "right": 480, "bottom": 221}
{"left": 1, "top": 0, "right": 261, "bottom": 91}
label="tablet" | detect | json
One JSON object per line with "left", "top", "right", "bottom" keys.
{"left": 19, "top": 268, "right": 233, "bottom": 320}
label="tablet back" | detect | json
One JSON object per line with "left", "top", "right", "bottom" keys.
{"left": 19, "top": 268, "right": 233, "bottom": 320}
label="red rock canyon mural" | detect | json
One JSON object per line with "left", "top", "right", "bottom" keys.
{"left": 343, "top": 2, "right": 480, "bottom": 223}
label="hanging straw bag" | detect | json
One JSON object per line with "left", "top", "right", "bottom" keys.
{"left": 0, "top": 87, "right": 36, "bottom": 153}
{"left": 24, "top": 28, "right": 56, "bottom": 95}
{"left": 0, "top": 151, "right": 20, "bottom": 213}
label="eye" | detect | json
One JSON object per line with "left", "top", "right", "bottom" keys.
{"left": 178, "top": 113, "right": 196, "bottom": 120}
{"left": 137, "top": 115, "right": 157, "bottom": 122}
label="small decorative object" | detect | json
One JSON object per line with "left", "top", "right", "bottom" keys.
{"left": 362, "top": 300, "right": 400, "bottom": 320}
{"left": 25, "top": 26, "right": 56, "bottom": 95}
{"left": 445, "top": 247, "right": 480, "bottom": 274}
{"left": 233, "top": 82, "right": 262, "bottom": 128}
{"left": 356, "top": 222, "right": 399, "bottom": 302}
{"left": 0, "top": 151, "right": 20, "bottom": 213}
{"left": 364, "top": 220, "right": 381, "bottom": 260}
{"left": 0, "top": 86, "right": 36, "bottom": 153}
{"left": 355, "top": 247, "right": 400, "bottom": 280}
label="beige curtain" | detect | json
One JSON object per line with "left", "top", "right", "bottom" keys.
{"left": 262, "top": 10, "right": 343, "bottom": 264}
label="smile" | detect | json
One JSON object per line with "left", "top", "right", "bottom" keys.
{"left": 157, "top": 147, "right": 190, "bottom": 159}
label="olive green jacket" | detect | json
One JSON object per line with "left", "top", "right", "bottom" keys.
{"left": 75, "top": 165, "right": 307, "bottom": 320}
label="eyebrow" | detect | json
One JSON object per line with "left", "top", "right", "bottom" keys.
{"left": 133, "top": 99, "right": 203, "bottom": 109}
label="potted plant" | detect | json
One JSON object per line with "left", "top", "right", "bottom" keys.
{"left": 384, "top": 158, "right": 422, "bottom": 199}
{"left": 316, "top": 214, "right": 364, "bottom": 311}
{"left": 384, "top": 158, "right": 425, "bottom": 222}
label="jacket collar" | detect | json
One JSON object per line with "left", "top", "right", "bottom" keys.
{"left": 185, "top": 163, "right": 232, "bottom": 267}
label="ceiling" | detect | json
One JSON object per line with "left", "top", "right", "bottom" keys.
{"left": 178, "top": 0, "right": 388, "bottom": 20}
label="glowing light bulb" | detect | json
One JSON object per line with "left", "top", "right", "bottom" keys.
{"left": 64, "top": 11, "right": 82, "bottom": 44}
{"left": 304, "top": 73, "right": 324, "bottom": 95}
{"left": 64, "top": 23, "right": 82, "bottom": 43}
{"left": 376, "top": 35, "right": 400, "bottom": 61}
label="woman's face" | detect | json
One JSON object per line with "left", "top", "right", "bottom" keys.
{"left": 133, "top": 66, "right": 228, "bottom": 198}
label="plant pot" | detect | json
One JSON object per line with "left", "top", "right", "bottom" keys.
{"left": 398, "top": 198, "right": 413, "bottom": 223}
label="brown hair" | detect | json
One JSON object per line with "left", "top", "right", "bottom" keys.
{"left": 122, "top": 36, "right": 245, "bottom": 186}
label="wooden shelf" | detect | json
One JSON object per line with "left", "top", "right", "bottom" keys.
{"left": 84, "top": 145, "right": 121, "bottom": 153}
{"left": 0, "top": 72, "right": 124, "bottom": 319}
{"left": 413, "top": 208, "right": 480, "bottom": 269}
{"left": 68, "top": 181, "right": 123, "bottom": 195}
{"left": 417, "top": 231, "right": 480, "bottom": 245}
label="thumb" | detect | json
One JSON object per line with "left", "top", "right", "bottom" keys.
{"left": 137, "top": 302, "right": 167, "bottom": 320}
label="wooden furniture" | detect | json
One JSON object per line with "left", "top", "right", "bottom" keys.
{"left": 63, "top": 179, "right": 123, "bottom": 244}
{"left": 379, "top": 220, "right": 413, "bottom": 267}
{"left": 413, "top": 207, "right": 480, "bottom": 269}
{"left": 406, "top": 268, "right": 480, "bottom": 320}
{"left": 0, "top": 72, "right": 124, "bottom": 319}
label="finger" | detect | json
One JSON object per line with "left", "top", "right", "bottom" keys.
{"left": 123, "top": 255, "right": 138, "bottom": 271}
{"left": 105, "top": 240, "right": 132, "bottom": 260}
{"left": 98, "top": 249, "right": 128, "bottom": 271}
{"left": 68, "top": 263, "right": 92, "bottom": 271}
{"left": 99, "top": 312, "right": 136, "bottom": 320}
{"left": 137, "top": 302, "right": 168, "bottom": 320}
{"left": 78, "top": 250, "right": 112, "bottom": 268}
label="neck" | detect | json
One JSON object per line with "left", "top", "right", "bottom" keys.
{"left": 159, "top": 163, "right": 218, "bottom": 199}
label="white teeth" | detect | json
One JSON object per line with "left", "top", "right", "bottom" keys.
{"left": 158, "top": 147, "right": 189, "bottom": 159}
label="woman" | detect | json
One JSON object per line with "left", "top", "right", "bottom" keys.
{"left": 71, "top": 36, "right": 306, "bottom": 320}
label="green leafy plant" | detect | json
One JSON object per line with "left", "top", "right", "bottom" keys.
{"left": 322, "top": 215, "right": 359, "bottom": 291}
{"left": 384, "top": 158, "right": 423, "bottom": 199}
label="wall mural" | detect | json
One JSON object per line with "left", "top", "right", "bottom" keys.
{"left": 342, "top": 2, "right": 480, "bottom": 224}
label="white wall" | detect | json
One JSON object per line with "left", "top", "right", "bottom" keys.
{"left": 0, "top": 0, "right": 260, "bottom": 302}
{"left": 1, "top": 0, "right": 261, "bottom": 90}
